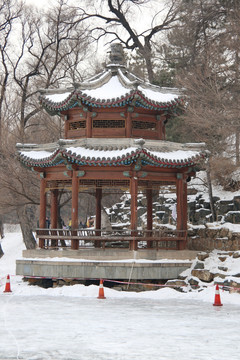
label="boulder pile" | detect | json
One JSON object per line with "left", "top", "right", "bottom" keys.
{"left": 166, "top": 250, "right": 240, "bottom": 293}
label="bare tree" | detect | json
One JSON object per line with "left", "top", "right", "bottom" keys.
{"left": 0, "top": 0, "right": 23, "bottom": 256}
{"left": 163, "top": 0, "right": 240, "bottom": 219}
{"left": 0, "top": 0, "right": 90, "bottom": 249}
{"left": 72, "top": 0, "right": 182, "bottom": 82}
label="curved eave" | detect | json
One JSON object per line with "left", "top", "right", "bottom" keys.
{"left": 18, "top": 148, "right": 206, "bottom": 170}
{"left": 40, "top": 90, "right": 185, "bottom": 116}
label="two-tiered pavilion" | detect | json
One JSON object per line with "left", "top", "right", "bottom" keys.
{"left": 17, "top": 44, "right": 206, "bottom": 252}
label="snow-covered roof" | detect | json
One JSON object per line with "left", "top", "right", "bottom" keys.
{"left": 39, "top": 66, "right": 184, "bottom": 115}
{"left": 16, "top": 138, "right": 207, "bottom": 169}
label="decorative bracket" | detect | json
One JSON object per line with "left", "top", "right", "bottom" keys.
{"left": 77, "top": 171, "right": 85, "bottom": 177}
{"left": 123, "top": 171, "right": 131, "bottom": 178}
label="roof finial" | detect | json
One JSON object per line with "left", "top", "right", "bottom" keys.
{"left": 109, "top": 43, "right": 125, "bottom": 65}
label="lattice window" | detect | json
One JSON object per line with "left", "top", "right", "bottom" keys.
{"left": 132, "top": 120, "right": 156, "bottom": 130}
{"left": 93, "top": 119, "right": 125, "bottom": 128}
{"left": 46, "top": 180, "right": 72, "bottom": 190}
{"left": 139, "top": 180, "right": 176, "bottom": 188}
{"left": 69, "top": 120, "right": 86, "bottom": 130}
{"left": 79, "top": 179, "right": 130, "bottom": 188}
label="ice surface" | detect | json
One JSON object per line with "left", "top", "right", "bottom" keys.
{"left": 1, "top": 228, "right": 240, "bottom": 359}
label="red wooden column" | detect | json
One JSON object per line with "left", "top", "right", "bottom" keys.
{"left": 50, "top": 189, "right": 58, "bottom": 228}
{"left": 39, "top": 177, "right": 46, "bottom": 248}
{"left": 50, "top": 189, "right": 58, "bottom": 247}
{"left": 86, "top": 111, "right": 92, "bottom": 138}
{"left": 71, "top": 171, "right": 79, "bottom": 250}
{"left": 130, "top": 176, "right": 138, "bottom": 250}
{"left": 176, "top": 175, "right": 188, "bottom": 250}
{"left": 126, "top": 110, "right": 132, "bottom": 137}
{"left": 146, "top": 188, "right": 153, "bottom": 248}
{"left": 95, "top": 188, "right": 102, "bottom": 247}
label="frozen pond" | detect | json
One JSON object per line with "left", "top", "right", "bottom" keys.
{"left": 1, "top": 294, "right": 240, "bottom": 360}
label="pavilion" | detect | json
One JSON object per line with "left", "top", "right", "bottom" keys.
{"left": 16, "top": 44, "right": 207, "bottom": 253}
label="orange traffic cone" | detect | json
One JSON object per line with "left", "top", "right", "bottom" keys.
{"left": 97, "top": 279, "right": 106, "bottom": 299}
{"left": 4, "top": 275, "right": 12, "bottom": 293}
{"left": 213, "top": 284, "right": 222, "bottom": 306}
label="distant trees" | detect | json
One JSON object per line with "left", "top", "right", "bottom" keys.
{"left": 0, "top": 0, "right": 91, "bottom": 249}
{"left": 160, "top": 0, "right": 240, "bottom": 219}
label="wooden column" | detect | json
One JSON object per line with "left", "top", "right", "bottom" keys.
{"left": 50, "top": 189, "right": 58, "bottom": 228}
{"left": 126, "top": 111, "right": 131, "bottom": 138}
{"left": 71, "top": 171, "right": 79, "bottom": 249}
{"left": 86, "top": 111, "right": 92, "bottom": 138}
{"left": 95, "top": 188, "right": 102, "bottom": 247}
{"left": 146, "top": 188, "right": 153, "bottom": 248}
{"left": 130, "top": 176, "right": 138, "bottom": 250}
{"left": 176, "top": 175, "right": 188, "bottom": 250}
{"left": 50, "top": 189, "right": 58, "bottom": 247}
{"left": 162, "top": 115, "right": 167, "bottom": 140}
{"left": 39, "top": 177, "right": 46, "bottom": 248}
{"left": 63, "top": 115, "right": 68, "bottom": 139}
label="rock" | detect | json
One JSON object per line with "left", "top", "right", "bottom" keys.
{"left": 219, "top": 227, "right": 229, "bottom": 238}
{"left": 218, "top": 266, "right": 228, "bottom": 272}
{"left": 218, "top": 256, "right": 227, "bottom": 262}
{"left": 197, "top": 252, "right": 209, "bottom": 261}
{"left": 193, "top": 261, "right": 205, "bottom": 270}
{"left": 229, "top": 280, "right": 240, "bottom": 293}
{"left": 233, "top": 251, "right": 240, "bottom": 258}
{"left": 188, "top": 277, "right": 200, "bottom": 289}
{"left": 191, "top": 269, "right": 214, "bottom": 282}
{"left": 165, "top": 280, "right": 187, "bottom": 288}
{"left": 178, "top": 275, "right": 187, "bottom": 280}
{"left": 232, "top": 273, "right": 240, "bottom": 278}
{"left": 213, "top": 273, "right": 226, "bottom": 279}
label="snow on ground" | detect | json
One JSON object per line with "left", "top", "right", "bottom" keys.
{"left": 1, "top": 227, "right": 240, "bottom": 359}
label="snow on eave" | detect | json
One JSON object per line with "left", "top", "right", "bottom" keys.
{"left": 77, "top": 69, "right": 112, "bottom": 90}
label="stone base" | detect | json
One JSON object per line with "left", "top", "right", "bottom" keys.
{"left": 16, "top": 249, "right": 197, "bottom": 281}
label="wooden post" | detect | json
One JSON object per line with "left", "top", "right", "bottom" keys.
{"left": 126, "top": 111, "right": 131, "bottom": 138}
{"left": 50, "top": 189, "right": 58, "bottom": 247}
{"left": 86, "top": 111, "right": 92, "bottom": 138}
{"left": 130, "top": 176, "right": 138, "bottom": 250}
{"left": 146, "top": 188, "right": 153, "bottom": 248}
{"left": 162, "top": 115, "right": 166, "bottom": 140}
{"left": 95, "top": 188, "right": 102, "bottom": 247}
{"left": 64, "top": 115, "right": 68, "bottom": 139}
{"left": 39, "top": 177, "right": 46, "bottom": 248}
{"left": 71, "top": 171, "right": 79, "bottom": 249}
{"left": 50, "top": 189, "right": 58, "bottom": 228}
{"left": 176, "top": 175, "right": 188, "bottom": 250}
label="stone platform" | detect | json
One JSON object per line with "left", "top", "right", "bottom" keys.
{"left": 16, "top": 249, "right": 197, "bottom": 281}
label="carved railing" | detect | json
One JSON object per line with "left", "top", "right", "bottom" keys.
{"left": 35, "top": 228, "right": 187, "bottom": 250}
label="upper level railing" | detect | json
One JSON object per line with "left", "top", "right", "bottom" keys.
{"left": 35, "top": 228, "right": 187, "bottom": 250}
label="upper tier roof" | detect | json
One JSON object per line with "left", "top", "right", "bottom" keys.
{"left": 39, "top": 56, "right": 184, "bottom": 115}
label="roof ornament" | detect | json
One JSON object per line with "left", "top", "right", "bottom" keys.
{"left": 109, "top": 43, "right": 125, "bottom": 64}
{"left": 134, "top": 138, "right": 145, "bottom": 149}
{"left": 107, "top": 43, "right": 126, "bottom": 72}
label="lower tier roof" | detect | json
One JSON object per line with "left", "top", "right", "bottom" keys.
{"left": 16, "top": 138, "right": 207, "bottom": 169}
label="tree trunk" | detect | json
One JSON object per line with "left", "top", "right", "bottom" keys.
{"left": 0, "top": 244, "right": 3, "bottom": 258}
{"left": 206, "top": 161, "right": 216, "bottom": 222}
{"left": 17, "top": 205, "right": 36, "bottom": 249}
{"left": 0, "top": 215, "right": 4, "bottom": 257}
{"left": 236, "top": 129, "right": 240, "bottom": 165}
